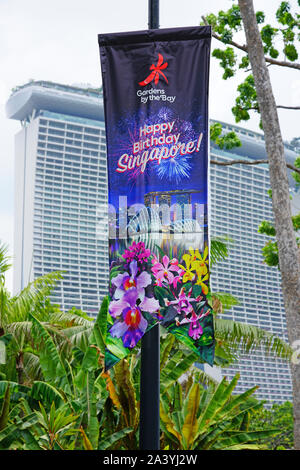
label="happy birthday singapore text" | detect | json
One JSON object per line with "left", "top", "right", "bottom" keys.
{"left": 116, "top": 120, "right": 203, "bottom": 176}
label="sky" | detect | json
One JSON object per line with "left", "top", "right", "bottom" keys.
{"left": 0, "top": 0, "right": 299, "bottom": 293}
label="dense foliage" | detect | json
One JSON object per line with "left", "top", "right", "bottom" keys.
{"left": 0, "top": 300, "right": 282, "bottom": 450}
{"left": 0, "top": 239, "right": 293, "bottom": 450}
{"left": 258, "top": 191, "right": 300, "bottom": 268}
{"left": 249, "top": 401, "right": 294, "bottom": 449}
{"left": 202, "top": 1, "right": 300, "bottom": 124}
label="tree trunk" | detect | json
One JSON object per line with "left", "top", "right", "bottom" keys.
{"left": 238, "top": 0, "right": 300, "bottom": 449}
{"left": 16, "top": 351, "right": 24, "bottom": 385}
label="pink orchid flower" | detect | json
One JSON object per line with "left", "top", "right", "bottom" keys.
{"left": 151, "top": 255, "right": 181, "bottom": 286}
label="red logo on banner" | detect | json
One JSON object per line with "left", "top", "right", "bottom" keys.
{"left": 139, "top": 53, "right": 168, "bottom": 86}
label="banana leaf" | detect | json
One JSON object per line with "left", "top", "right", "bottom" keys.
{"left": 98, "top": 427, "right": 133, "bottom": 450}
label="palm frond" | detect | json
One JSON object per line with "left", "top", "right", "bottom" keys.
{"left": 210, "top": 236, "right": 233, "bottom": 266}
{"left": 30, "top": 314, "right": 71, "bottom": 393}
{"left": 48, "top": 311, "right": 91, "bottom": 328}
{"left": 212, "top": 292, "right": 240, "bottom": 314}
{"left": 59, "top": 325, "right": 92, "bottom": 352}
{"left": 23, "top": 352, "right": 43, "bottom": 384}
{"left": 0, "top": 242, "right": 12, "bottom": 283}
{"left": 9, "top": 272, "right": 63, "bottom": 324}
{"left": 215, "top": 318, "right": 292, "bottom": 360}
{"left": 0, "top": 284, "right": 11, "bottom": 328}
{"left": 5, "top": 322, "right": 34, "bottom": 347}
{"left": 181, "top": 365, "right": 219, "bottom": 389}
{"left": 6, "top": 321, "right": 69, "bottom": 347}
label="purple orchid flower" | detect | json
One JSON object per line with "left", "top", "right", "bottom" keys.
{"left": 109, "top": 288, "right": 160, "bottom": 349}
{"left": 188, "top": 313, "right": 203, "bottom": 340}
{"left": 177, "top": 308, "right": 210, "bottom": 340}
{"left": 165, "top": 287, "right": 202, "bottom": 315}
{"left": 111, "top": 260, "right": 151, "bottom": 301}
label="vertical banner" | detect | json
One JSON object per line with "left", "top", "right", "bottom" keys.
{"left": 98, "top": 26, "right": 214, "bottom": 369}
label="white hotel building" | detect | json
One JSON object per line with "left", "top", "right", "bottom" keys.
{"left": 6, "top": 81, "right": 299, "bottom": 404}
{"left": 6, "top": 81, "right": 109, "bottom": 315}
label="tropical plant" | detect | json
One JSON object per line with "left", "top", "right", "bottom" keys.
{"left": 0, "top": 297, "right": 132, "bottom": 450}
{"left": 0, "top": 293, "right": 292, "bottom": 451}
{"left": 0, "top": 237, "right": 293, "bottom": 450}
{"left": 0, "top": 241, "right": 93, "bottom": 386}
{"left": 0, "top": 243, "right": 11, "bottom": 285}
{"left": 209, "top": 238, "right": 292, "bottom": 364}
{"left": 249, "top": 400, "right": 294, "bottom": 450}
{"left": 160, "top": 372, "right": 279, "bottom": 450}
{"left": 29, "top": 401, "right": 79, "bottom": 450}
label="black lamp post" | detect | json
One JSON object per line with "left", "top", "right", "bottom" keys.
{"left": 148, "top": 0, "right": 159, "bottom": 29}
{"left": 139, "top": 0, "right": 160, "bottom": 452}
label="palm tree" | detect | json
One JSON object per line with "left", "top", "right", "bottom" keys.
{"left": 0, "top": 242, "right": 92, "bottom": 385}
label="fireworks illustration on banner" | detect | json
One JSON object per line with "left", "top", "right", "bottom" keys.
{"left": 154, "top": 109, "right": 195, "bottom": 183}
{"left": 156, "top": 153, "right": 192, "bottom": 183}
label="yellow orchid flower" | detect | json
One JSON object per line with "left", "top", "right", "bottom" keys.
{"left": 196, "top": 272, "right": 209, "bottom": 295}
{"left": 178, "top": 254, "right": 200, "bottom": 283}
{"left": 189, "top": 245, "right": 209, "bottom": 276}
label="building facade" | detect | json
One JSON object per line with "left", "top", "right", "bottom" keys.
{"left": 7, "top": 81, "right": 299, "bottom": 403}
{"left": 6, "top": 81, "right": 109, "bottom": 315}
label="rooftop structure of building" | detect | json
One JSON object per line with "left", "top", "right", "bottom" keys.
{"left": 6, "top": 80, "right": 104, "bottom": 124}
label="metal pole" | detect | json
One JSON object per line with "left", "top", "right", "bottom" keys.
{"left": 139, "top": 325, "right": 160, "bottom": 449}
{"left": 148, "top": 0, "right": 159, "bottom": 29}
{"left": 139, "top": 0, "right": 160, "bottom": 451}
